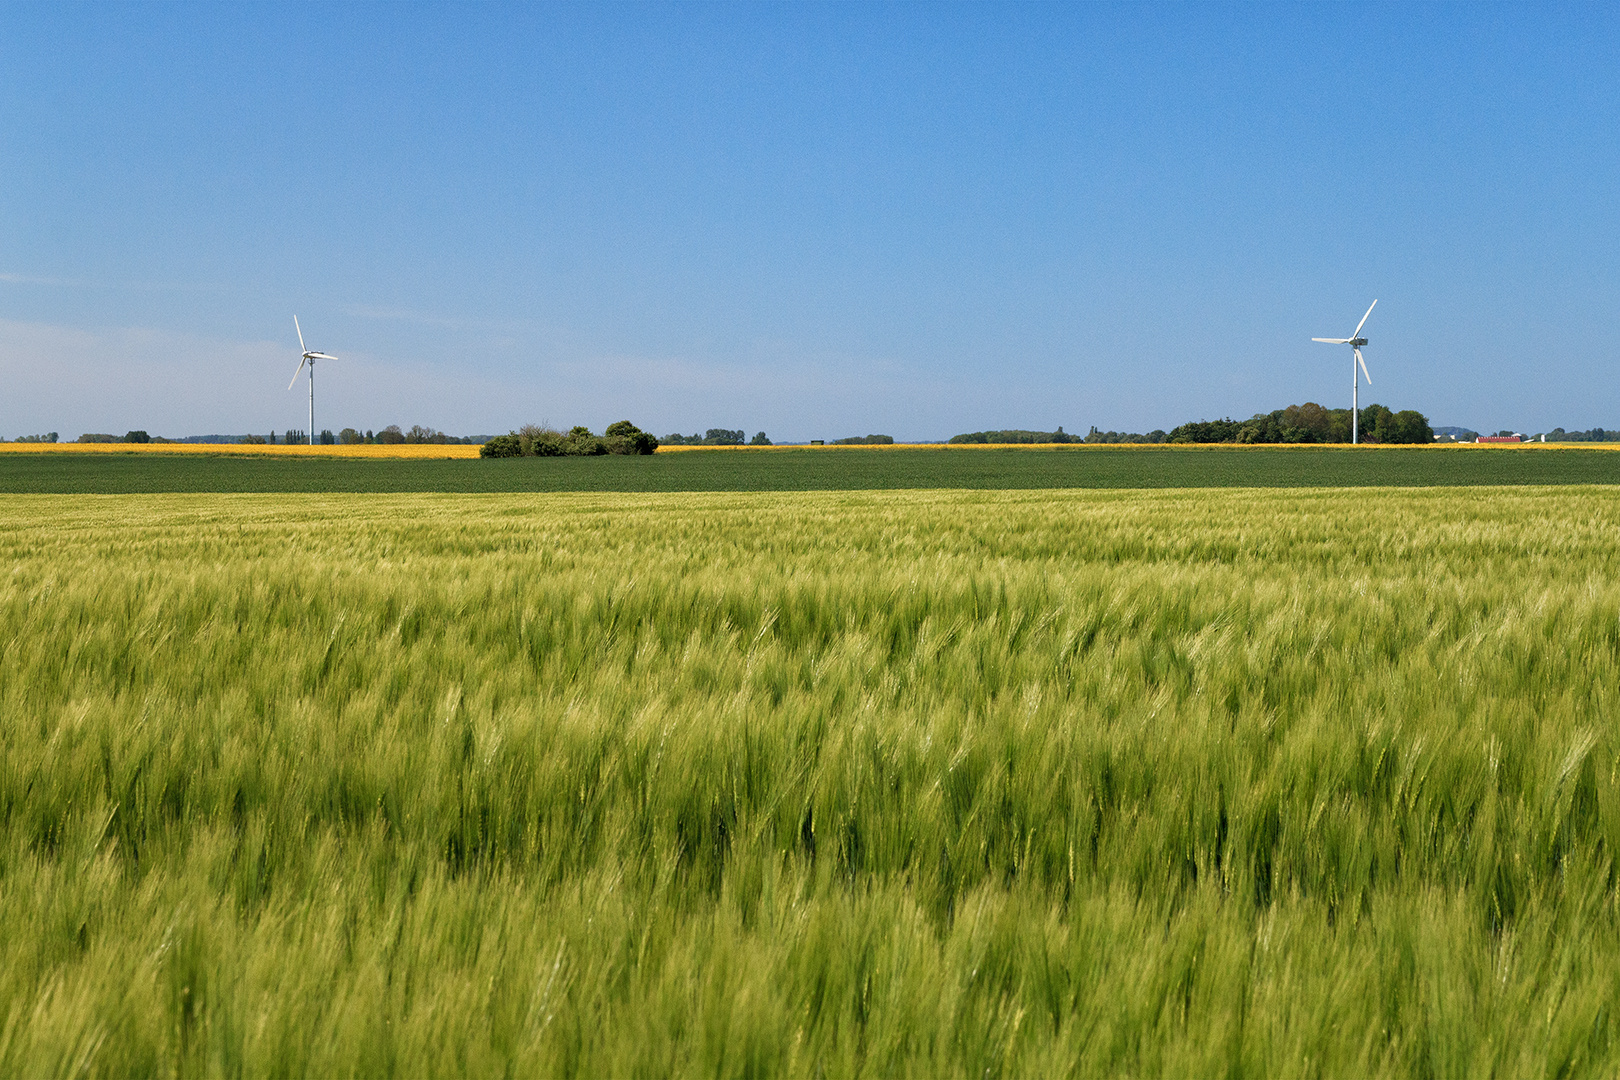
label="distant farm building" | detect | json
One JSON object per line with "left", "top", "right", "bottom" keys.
{"left": 1476, "top": 434, "right": 1523, "bottom": 444}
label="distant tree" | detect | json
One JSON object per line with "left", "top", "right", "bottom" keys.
{"left": 319, "top": 429, "right": 335, "bottom": 445}
{"left": 605, "top": 420, "right": 658, "bottom": 454}
{"left": 1358, "top": 405, "right": 1394, "bottom": 443}
{"left": 750, "top": 431, "right": 772, "bottom": 445}
{"left": 375, "top": 425, "right": 405, "bottom": 445}
{"left": 1389, "top": 410, "right": 1433, "bottom": 444}
{"left": 832, "top": 434, "right": 895, "bottom": 445}
{"left": 338, "top": 427, "right": 364, "bottom": 444}
{"left": 240, "top": 434, "right": 267, "bottom": 445}
{"left": 123, "top": 430, "right": 149, "bottom": 443}
{"left": 15, "top": 432, "right": 59, "bottom": 443}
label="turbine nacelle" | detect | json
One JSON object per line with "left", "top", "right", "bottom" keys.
{"left": 289, "top": 316, "right": 339, "bottom": 388}
{"left": 1350, "top": 337, "right": 1367, "bottom": 347}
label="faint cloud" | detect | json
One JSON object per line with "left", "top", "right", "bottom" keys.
{"left": 341, "top": 304, "right": 464, "bottom": 328}
{"left": 340, "top": 304, "right": 544, "bottom": 337}
{"left": 0, "top": 272, "right": 90, "bottom": 287}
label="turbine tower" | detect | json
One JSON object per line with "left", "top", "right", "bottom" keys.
{"left": 288, "top": 316, "right": 338, "bottom": 445}
{"left": 1313, "top": 300, "right": 1377, "bottom": 444}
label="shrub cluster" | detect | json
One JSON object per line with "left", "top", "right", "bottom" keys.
{"left": 831, "top": 434, "right": 895, "bottom": 445}
{"left": 480, "top": 421, "right": 658, "bottom": 458}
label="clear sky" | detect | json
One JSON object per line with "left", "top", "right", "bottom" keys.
{"left": 2, "top": 3, "right": 1616, "bottom": 441}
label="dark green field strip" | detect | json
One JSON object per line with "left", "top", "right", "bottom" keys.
{"left": 3, "top": 447, "right": 1619, "bottom": 492}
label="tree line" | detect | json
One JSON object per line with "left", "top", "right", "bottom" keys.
{"left": 661, "top": 429, "right": 775, "bottom": 446}
{"left": 59, "top": 426, "right": 484, "bottom": 445}
{"left": 1163, "top": 403, "right": 1433, "bottom": 444}
{"left": 949, "top": 427, "right": 1083, "bottom": 444}
{"left": 947, "top": 406, "right": 1436, "bottom": 445}
{"left": 480, "top": 421, "right": 658, "bottom": 457}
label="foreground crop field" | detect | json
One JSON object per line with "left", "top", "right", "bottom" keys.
{"left": 4, "top": 488, "right": 1620, "bottom": 1076}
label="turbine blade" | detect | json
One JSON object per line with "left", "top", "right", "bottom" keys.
{"left": 288, "top": 354, "right": 307, "bottom": 390}
{"left": 1312, "top": 337, "right": 1351, "bottom": 344}
{"left": 1357, "top": 348, "right": 1372, "bottom": 385}
{"left": 294, "top": 315, "right": 307, "bottom": 354}
{"left": 1353, "top": 299, "right": 1378, "bottom": 338}
{"left": 308, "top": 352, "right": 338, "bottom": 360}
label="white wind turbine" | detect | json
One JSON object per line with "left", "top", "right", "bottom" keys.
{"left": 288, "top": 316, "right": 338, "bottom": 445}
{"left": 1313, "top": 299, "right": 1377, "bottom": 444}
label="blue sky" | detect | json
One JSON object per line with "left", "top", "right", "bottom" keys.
{"left": 2, "top": 3, "right": 1616, "bottom": 441}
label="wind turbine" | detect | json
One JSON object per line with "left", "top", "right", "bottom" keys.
{"left": 288, "top": 316, "right": 338, "bottom": 445}
{"left": 1313, "top": 300, "right": 1377, "bottom": 444}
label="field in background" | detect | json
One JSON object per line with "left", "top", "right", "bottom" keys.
{"left": 4, "top": 488, "right": 1620, "bottom": 1075}
{"left": 2, "top": 444, "right": 1619, "bottom": 493}
{"left": 0, "top": 441, "right": 481, "bottom": 459}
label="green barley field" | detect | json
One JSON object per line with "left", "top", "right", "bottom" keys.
{"left": 4, "top": 487, "right": 1620, "bottom": 1076}
{"left": 2, "top": 444, "right": 1619, "bottom": 493}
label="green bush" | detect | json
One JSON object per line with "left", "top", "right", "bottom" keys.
{"left": 479, "top": 434, "right": 523, "bottom": 458}
{"left": 562, "top": 426, "right": 606, "bottom": 455}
